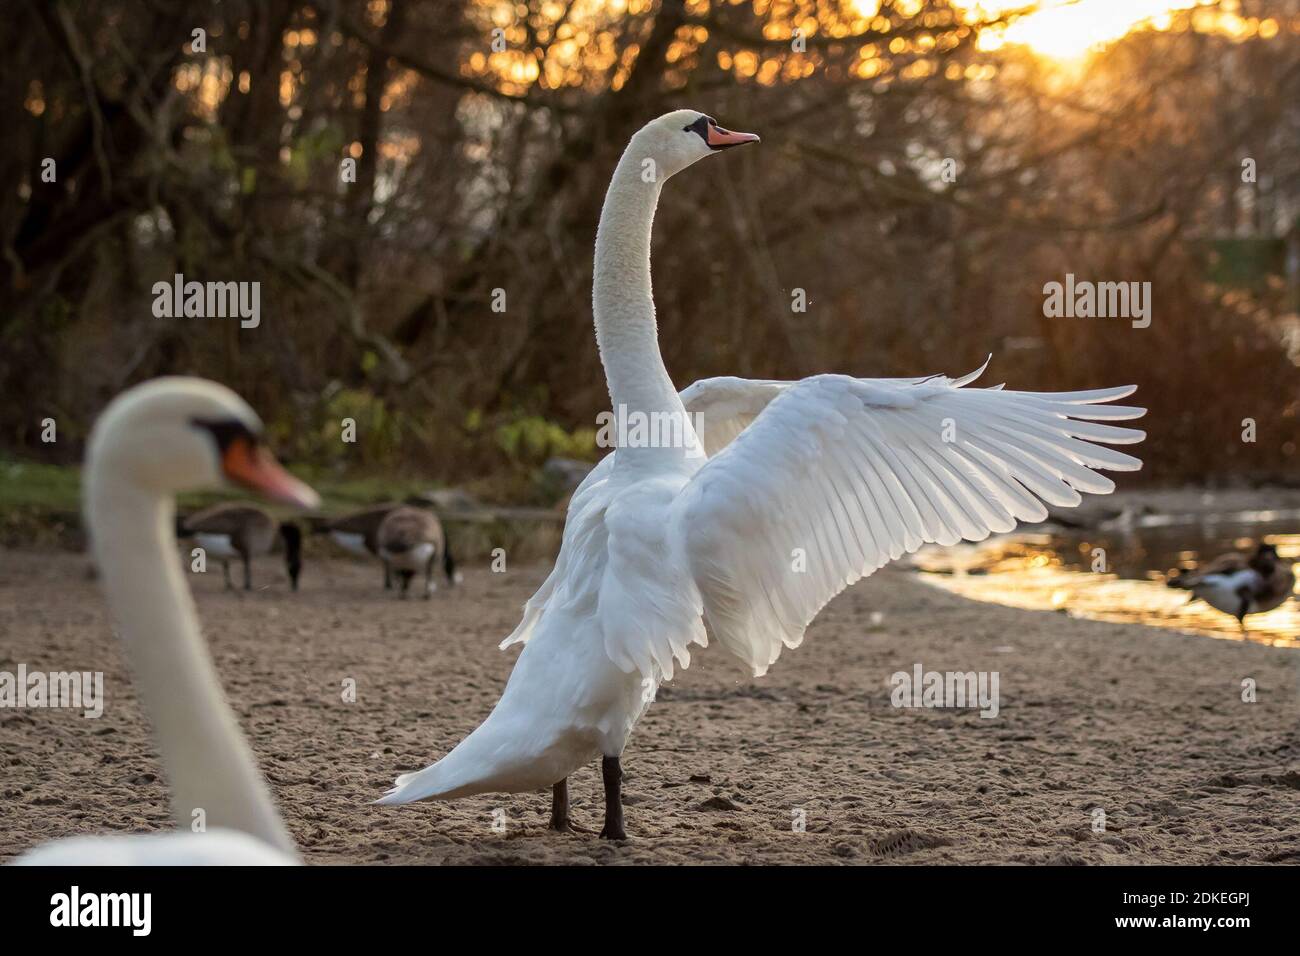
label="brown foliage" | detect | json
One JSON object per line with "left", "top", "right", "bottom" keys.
{"left": 1, "top": 0, "right": 1297, "bottom": 486}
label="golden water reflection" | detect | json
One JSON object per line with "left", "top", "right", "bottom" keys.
{"left": 913, "top": 534, "right": 1299, "bottom": 648}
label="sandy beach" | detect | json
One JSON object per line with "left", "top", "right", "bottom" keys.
{"left": 2, "top": 549, "right": 1297, "bottom": 865}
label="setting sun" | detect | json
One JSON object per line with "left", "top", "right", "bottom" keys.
{"left": 970, "top": 0, "right": 1211, "bottom": 60}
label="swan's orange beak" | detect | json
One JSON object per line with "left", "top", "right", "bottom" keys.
{"left": 707, "top": 125, "right": 761, "bottom": 150}
{"left": 221, "top": 437, "right": 320, "bottom": 509}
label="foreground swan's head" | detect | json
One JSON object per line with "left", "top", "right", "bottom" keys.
{"left": 87, "top": 376, "right": 319, "bottom": 508}
{"left": 629, "top": 109, "right": 760, "bottom": 180}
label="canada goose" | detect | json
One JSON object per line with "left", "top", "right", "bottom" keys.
{"left": 310, "top": 503, "right": 399, "bottom": 589}
{"left": 376, "top": 111, "right": 1144, "bottom": 840}
{"left": 176, "top": 502, "right": 302, "bottom": 591}
{"left": 13, "top": 377, "right": 316, "bottom": 864}
{"left": 1169, "top": 542, "right": 1296, "bottom": 627}
{"left": 377, "top": 505, "right": 455, "bottom": 599}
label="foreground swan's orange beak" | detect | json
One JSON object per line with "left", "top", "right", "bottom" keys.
{"left": 707, "top": 125, "right": 761, "bottom": 149}
{"left": 221, "top": 438, "right": 320, "bottom": 509}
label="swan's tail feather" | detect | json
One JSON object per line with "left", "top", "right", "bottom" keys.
{"left": 375, "top": 704, "right": 550, "bottom": 804}
{"left": 374, "top": 763, "right": 452, "bottom": 805}
{"left": 374, "top": 741, "right": 490, "bottom": 804}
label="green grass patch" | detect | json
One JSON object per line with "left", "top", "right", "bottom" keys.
{"left": 0, "top": 456, "right": 441, "bottom": 518}
{"left": 0, "top": 459, "right": 82, "bottom": 513}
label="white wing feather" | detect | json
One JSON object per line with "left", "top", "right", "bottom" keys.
{"left": 499, "top": 453, "right": 615, "bottom": 650}
{"left": 672, "top": 368, "right": 1145, "bottom": 676}
{"left": 679, "top": 376, "right": 788, "bottom": 456}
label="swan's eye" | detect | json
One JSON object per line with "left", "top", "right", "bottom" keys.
{"left": 684, "top": 114, "right": 712, "bottom": 144}
{"left": 191, "top": 417, "right": 260, "bottom": 452}
{"left": 190, "top": 416, "right": 318, "bottom": 507}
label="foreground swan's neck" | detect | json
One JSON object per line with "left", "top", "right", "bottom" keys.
{"left": 87, "top": 463, "right": 295, "bottom": 855}
{"left": 593, "top": 148, "right": 694, "bottom": 466}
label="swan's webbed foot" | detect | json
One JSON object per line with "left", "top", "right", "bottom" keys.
{"left": 599, "top": 755, "right": 627, "bottom": 840}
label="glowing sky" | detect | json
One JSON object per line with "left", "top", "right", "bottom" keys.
{"left": 967, "top": 0, "right": 1213, "bottom": 60}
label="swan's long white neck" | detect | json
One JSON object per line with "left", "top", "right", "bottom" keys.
{"left": 86, "top": 458, "right": 295, "bottom": 856}
{"left": 593, "top": 146, "right": 696, "bottom": 470}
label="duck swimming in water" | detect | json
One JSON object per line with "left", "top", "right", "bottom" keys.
{"left": 1169, "top": 542, "right": 1296, "bottom": 628}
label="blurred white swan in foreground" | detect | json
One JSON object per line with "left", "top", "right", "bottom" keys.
{"left": 379, "top": 110, "right": 1146, "bottom": 839}
{"left": 14, "top": 378, "right": 317, "bottom": 865}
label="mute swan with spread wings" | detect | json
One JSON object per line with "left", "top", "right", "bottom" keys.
{"left": 378, "top": 111, "right": 1146, "bottom": 839}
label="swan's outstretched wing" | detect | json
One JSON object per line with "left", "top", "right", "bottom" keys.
{"left": 677, "top": 359, "right": 993, "bottom": 457}
{"left": 679, "top": 377, "right": 789, "bottom": 456}
{"left": 673, "top": 367, "right": 1145, "bottom": 676}
{"left": 503, "top": 363, "right": 1042, "bottom": 658}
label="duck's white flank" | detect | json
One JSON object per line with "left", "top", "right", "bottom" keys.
{"left": 384, "top": 541, "right": 436, "bottom": 572}
{"left": 193, "top": 532, "right": 239, "bottom": 560}
{"left": 329, "top": 529, "right": 372, "bottom": 559}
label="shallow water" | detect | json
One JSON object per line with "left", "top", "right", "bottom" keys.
{"left": 911, "top": 511, "right": 1300, "bottom": 648}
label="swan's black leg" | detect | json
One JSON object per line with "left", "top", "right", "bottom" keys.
{"left": 549, "top": 779, "right": 570, "bottom": 832}
{"left": 600, "top": 756, "right": 626, "bottom": 840}
{"left": 548, "top": 778, "right": 594, "bottom": 833}
{"left": 398, "top": 570, "right": 412, "bottom": 598}
{"left": 221, "top": 561, "right": 232, "bottom": 590}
